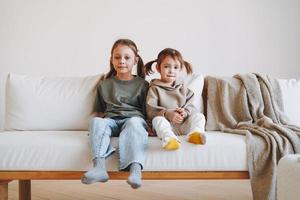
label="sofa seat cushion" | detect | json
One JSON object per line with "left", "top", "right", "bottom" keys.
{"left": 0, "top": 131, "right": 247, "bottom": 171}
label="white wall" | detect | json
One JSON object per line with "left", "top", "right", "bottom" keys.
{"left": 1, "top": 0, "right": 300, "bottom": 129}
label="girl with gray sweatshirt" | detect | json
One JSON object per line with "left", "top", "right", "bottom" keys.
{"left": 82, "top": 39, "right": 148, "bottom": 189}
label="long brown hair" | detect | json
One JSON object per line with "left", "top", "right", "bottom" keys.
{"left": 144, "top": 48, "right": 193, "bottom": 75}
{"left": 103, "top": 39, "right": 145, "bottom": 80}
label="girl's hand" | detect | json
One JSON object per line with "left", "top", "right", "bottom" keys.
{"left": 93, "top": 112, "right": 104, "bottom": 118}
{"left": 176, "top": 107, "right": 188, "bottom": 119}
{"left": 169, "top": 112, "right": 184, "bottom": 125}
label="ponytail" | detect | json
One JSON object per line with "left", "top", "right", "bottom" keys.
{"left": 144, "top": 60, "right": 157, "bottom": 75}
{"left": 103, "top": 64, "right": 116, "bottom": 80}
{"left": 136, "top": 54, "right": 145, "bottom": 78}
{"left": 184, "top": 61, "right": 193, "bottom": 74}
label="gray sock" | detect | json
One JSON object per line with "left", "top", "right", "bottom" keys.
{"left": 127, "top": 163, "right": 142, "bottom": 189}
{"left": 81, "top": 157, "right": 109, "bottom": 184}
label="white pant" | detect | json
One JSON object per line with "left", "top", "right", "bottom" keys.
{"left": 152, "top": 113, "right": 206, "bottom": 141}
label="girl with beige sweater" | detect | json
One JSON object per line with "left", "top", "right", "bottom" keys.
{"left": 145, "top": 48, "right": 206, "bottom": 151}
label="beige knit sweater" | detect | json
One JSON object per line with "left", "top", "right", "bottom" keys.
{"left": 146, "top": 79, "right": 197, "bottom": 122}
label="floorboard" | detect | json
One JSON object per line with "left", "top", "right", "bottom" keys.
{"left": 8, "top": 180, "right": 253, "bottom": 200}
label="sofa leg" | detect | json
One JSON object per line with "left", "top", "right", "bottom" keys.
{"left": 19, "top": 180, "right": 31, "bottom": 200}
{"left": 0, "top": 180, "right": 11, "bottom": 200}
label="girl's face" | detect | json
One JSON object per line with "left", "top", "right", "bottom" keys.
{"left": 157, "top": 55, "right": 181, "bottom": 84}
{"left": 111, "top": 44, "right": 138, "bottom": 78}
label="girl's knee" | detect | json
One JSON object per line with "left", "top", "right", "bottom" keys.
{"left": 152, "top": 116, "right": 168, "bottom": 125}
{"left": 126, "top": 117, "right": 146, "bottom": 127}
{"left": 189, "top": 113, "right": 206, "bottom": 122}
{"left": 123, "top": 117, "right": 147, "bottom": 136}
{"left": 91, "top": 117, "right": 111, "bottom": 122}
{"left": 90, "top": 117, "right": 101, "bottom": 124}
{"left": 90, "top": 117, "right": 111, "bottom": 130}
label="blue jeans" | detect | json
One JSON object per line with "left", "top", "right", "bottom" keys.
{"left": 89, "top": 116, "right": 148, "bottom": 170}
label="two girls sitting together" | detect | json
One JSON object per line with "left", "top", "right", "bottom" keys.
{"left": 81, "top": 39, "right": 206, "bottom": 189}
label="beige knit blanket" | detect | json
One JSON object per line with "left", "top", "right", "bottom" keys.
{"left": 204, "top": 74, "right": 300, "bottom": 200}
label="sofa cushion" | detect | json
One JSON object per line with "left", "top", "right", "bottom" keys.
{"left": 278, "top": 78, "right": 300, "bottom": 127}
{"left": 0, "top": 131, "right": 247, "bottom": 171}
{"left": 185, "top": 74, "right": 204, "bottom": 113}
{"left": 5, "top": 73, "right": 101, "bottom": 131}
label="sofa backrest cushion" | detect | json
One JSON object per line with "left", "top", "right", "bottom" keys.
{"left": 5, "top": 73, "right": 101, "bottom": 131}
{"left": 184, "top": 74, "right": 204, "bottom": 113}
{"left": 278, "top": 78, "right": 300, "bottom": 127}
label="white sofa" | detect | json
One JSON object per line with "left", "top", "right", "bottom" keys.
{"left": 277, "top": 154, "right": 300, "bottom": 200}
{"left": 0, "top": 73, "right": 299, "bottom": 200}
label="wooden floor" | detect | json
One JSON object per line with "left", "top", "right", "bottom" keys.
{"left": 8, "top": 180, "right": 253, "bottom": 200}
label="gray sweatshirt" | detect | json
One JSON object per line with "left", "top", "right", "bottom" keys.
{"left": 146, "top": 79, "right": 197, "bottom": 121}
{"left": 94, "top": 76, "right": 149, "bottom": 119}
